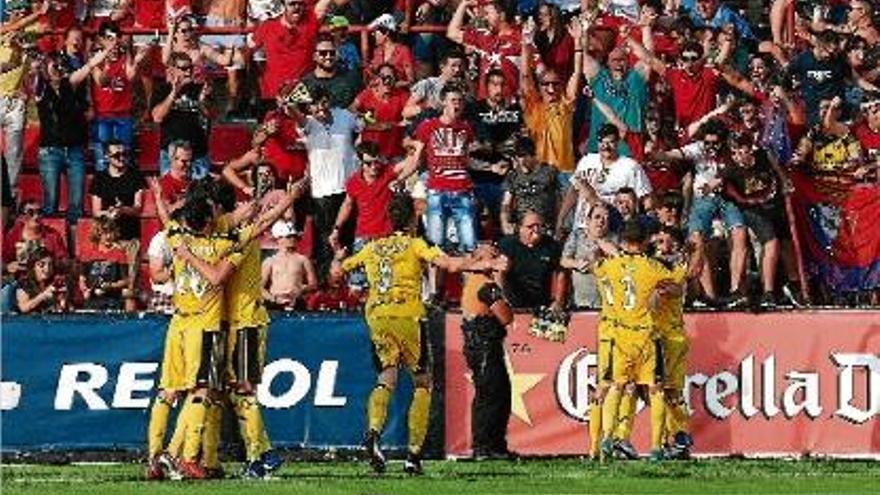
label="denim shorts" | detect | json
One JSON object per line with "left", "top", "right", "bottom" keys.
{"left": 686, "top": 195, "right": 745, "bottom": 237}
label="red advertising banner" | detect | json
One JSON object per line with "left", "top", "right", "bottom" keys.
{"left": 445, "top": 311, "right": 880, "bottom": 457}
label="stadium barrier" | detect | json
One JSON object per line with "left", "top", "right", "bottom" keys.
{"left": 445, "top": 311, "right": 880, "bottom": 458}
{"left": 0, "top": 312, "right": 447, "bottom": 455}
{"left": 3, "top": 311, "right": 878, "bottom": 457}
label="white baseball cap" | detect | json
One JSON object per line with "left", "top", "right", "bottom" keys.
{"left": 369, "top": 13, "right": 397, "bottom": 32}
{"left": 271, "top": 220, "right": 299, "bottom": 239}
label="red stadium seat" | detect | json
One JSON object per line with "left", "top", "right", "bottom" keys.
{"left": 74, "top": 219, "right": 97, "bottom": 260}
{"left": 41, "top": 217, "right": 69, "bottom": 247}
{"left": 22, "top": 126, "right": 40, "bottom": 171}
{"left": 135, "top": 126, "right": 161, "bottom": 172}
{"left": 208, "top": 124, "right": 253, "bottom": 165}
{"left": 140, "top": 218, "right": 162, "bottom": 253}
{"left": 17, "top": 174, "right": 42, "bottom": 203}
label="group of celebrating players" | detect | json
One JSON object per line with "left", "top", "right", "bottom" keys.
{"left": 142, "top": 170, "right": 696, "bottom": 480}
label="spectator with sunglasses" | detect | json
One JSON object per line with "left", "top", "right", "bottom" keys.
{"left": 301, "top": 34, "right": 363, "bottom": 109}
{"left": 500, "top": 136, "right": 557, "bottom": 236}
{"left": 352, "top": 63, "right": 409, "bottom": 160}
{"left": 1, "top": 200, "right": 68, "bottom": 313}
{"left": 89, "top": 139, "right": 146, "bottom": 243}
{"left": 151, "top": 52, "right": 212, "bottom": 179}
{"left": 367, "top": 13, "right": 414, "bottom": 87}
{"left": 248, "top": 0, "right": 332, "bottom": 117}
{"left": 652, "top": 121, "right": 749, "bottom": 308}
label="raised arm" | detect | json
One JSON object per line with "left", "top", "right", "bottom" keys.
{"left": 314, "top": 0, "right": 333, "bottom": 20}
{"left": 0, "top": 0, "right": 48, "bottom": 34}
{"left": 250, "top": 177, "right": 309, "bottom": 237}
{"left": 392, "top": 140, "right": 424, "bottom": 180}
{"left": 520, "top": 19, "right": 539, "bottom": 100}
{"left": 69, "top": 49, "right": 109, "bottom": 87}
{"left": 175, "top": 245, "right": 237, "bottom": 287}
{"left": 447, "top": 0, "right": 473, "bottom": 45}
{"left": 626, "top": 36, "right": 668, "bottom": 76}
{"left": 221, "top": 147, "right": 262, "bottom": 196}
{"left": 565, "top": 19, "right": 586, "bottom": 103}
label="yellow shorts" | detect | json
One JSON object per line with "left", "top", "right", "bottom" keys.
{"left": 159, "top": 316, "right": 225, "bottom": 391}
{"left": 366, "top": 316, "right": 426, "bottom": 373}
{"left": 611, "top": 328, "right": 658, "bottom": 386}
{"left": 226, "top": 324, "right": 268, "bottom": 385}
{"left": 661, "top": 334, "right": 689, "bottom": 391}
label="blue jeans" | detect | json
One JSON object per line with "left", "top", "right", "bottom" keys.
{"left": 426, "top": 190, "right": 477, "bottom": 253}
{"left": 159, "top": 147, "right": 210, "bottom": 179}
{"left": 39, "top": 146, "right": 85, "bottom": 222}
{"left": 0, "top": 280, "right": 17, "bottom": 314}
{"left": 91, "top": 117, "right": 134, "bottom": 172}
{"left": 687, "top": 195, "right": 745, "bottom": 237}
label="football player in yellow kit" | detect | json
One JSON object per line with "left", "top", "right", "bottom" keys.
{"left": 652, "top": 226, "right": 699, "bottom": 459}
{"left": 210, "top": 177, "right": 308, "bottom": 479}
{"left": 593, "top": 220, "right": 684, "bottom": 461}
{"left": 331, "top": 193, "right": 491, "bottom": 475}
{"left": 146, "top": 184, "right": 244, "bottom": 480}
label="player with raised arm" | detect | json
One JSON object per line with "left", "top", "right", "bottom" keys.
{"left": 331, "top": 193, "right": 495, "bottom": 475}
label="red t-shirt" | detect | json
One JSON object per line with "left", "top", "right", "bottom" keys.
{"left": 134, "top": 0, "right": 166, "bottom": 28}
{"left": 666, "top": 66, "right": 720, "bottom": 129}
{"left": 353, "top": 87, "right": 408, "bottom": 159}
{"left": 852, "top": 120, "right": 880, "bottom": 161}
{"left": 462, "top": 27, "right": 521, "bottom": 101}
{"left": 159, "top": 172, "right": 188, "bottom": 205}
{"left": 345, "top": 166, "right": 395, "bottom": 239}
{"left": 262, "top": 110, "right": 307, "bottom": 182}
{"left": 368, "top": 43, "right": 414, "bottom": 84}
{"left": 253, "top": 14, "right": 320, "bottom": 99}
{"left": 413, "top": 117, "right": 474, "bottom": 192}
{"left": 91, "top": 57, "right": 133, "bottom": 117}
{"left": 2, "top": 222, "right": 68, "bottom": 267}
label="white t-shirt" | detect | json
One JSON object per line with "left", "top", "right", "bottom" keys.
{"left": 303, "top": 108, "right": 363, "bottom": 198}
{"left": 571, "top": 153, "right": 652, "bottom": 223}
{"left": 681, "top": 141, "right": 726, "bottom": 198}
{"left": 146, "top": 231, "right": 174, "bottom": 297}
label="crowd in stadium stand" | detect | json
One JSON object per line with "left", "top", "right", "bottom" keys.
{"left": 2, "top": 0, "right": 880, "bottom": 315}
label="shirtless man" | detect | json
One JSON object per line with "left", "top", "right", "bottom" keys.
{"left": 261, "top": 220, "right": 317, "bottom": 308}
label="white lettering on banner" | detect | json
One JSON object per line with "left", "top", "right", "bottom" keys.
{"left": 551, "top": 350, "right": 880, "bottom": 423}
{"left": 555, "top": 348, "right": 594, "bottom": 421}
{"left": 313, "top": 361, "right": 347, "bottom": 407}
{"left": 257, "top": 359, "right": 346, "bottom": 409}
{"left": 112, "top": 363, "right": 159, "bottom": 409}
{"left": 47, "top": 360, "right": 346, "bottom": 410}
{"left": 833, "top": 353, "right": 880, "bottom": 424}
{"left": 55, "top": 363, "right": 109, "bottom": 410}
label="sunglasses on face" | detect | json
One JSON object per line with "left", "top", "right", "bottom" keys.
{"left": 23, "top": 207, "right": 41, "bottom": 217}
{"left": 379, "top": 74, "right": 395, "bottom": 85}
{"left": 176, "top": 64, "right": 193, "bottom": 72}
{"left": 682, "top": 54, "right": 700, "bottom": 62}
{"left": 316, "top": 49, "right": 336, "bottom": 57}
{"left": 107, "top": 151, "right": 125, "bottom": 159}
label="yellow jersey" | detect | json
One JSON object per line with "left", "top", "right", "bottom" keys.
{"left": 166, "top": 222, "right": 243, "bottom": 332}
{"left": 341, "top": 233, "right": 442, "bottom": 319}
{"left": 0, "top": 40, "right": 27, "bottom": 97}
{"left": 652, "top": 258, "right": 687, "bottom": 340}
{"left": 593, "top": 252, "right": 682, "bottom": 335}
{"left": 217, "top": 219, "right": 270, "bottom": 331}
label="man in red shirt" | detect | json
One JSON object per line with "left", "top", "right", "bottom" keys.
{"left": 329, "top": 140, "right": 424, "bottom": 250}
{"left": 447, "top": 0, "right": 521, "bottom": 100}
{"left": 254, "top": 82, "right": 308, "bottom": 182}
{"left": 630, "top": 40, "right": 721, "bottom": 137}
{"left": 157, "top": 140, "right": 191, "bottom": 209}
{"left": 352, "top": 64, "right": 410, "bottom": 160}
{"left": 248, "top": 0, "right": 331, "bottom": 117}
{"left": 413, "top": 83, "right": 478, "bottom": 252}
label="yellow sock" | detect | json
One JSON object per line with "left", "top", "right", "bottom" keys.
{"left": 181, "top": 394, "right": 208, "bottom": 462}
{"left": 232, "top": 392, "right": 269, "bottom": 461}
{"left": 367, "top": 385, "right": 392, "bottom": 434}
{"left": 407, "top": 387, "right": 431, "bottom": 454}
{"left": 601, "top": 386, "right": 622, "bottom": 440}
{"left": 167, "top": 410, "right": 187, "bottom": 459}
{"left": 201, "top": 399, "right": 223, "bottom": 469}
{"left": 649, "top": 390, "right": 666, "bottom": 451}
{"left": 613, "top": 391, "right": 637, "bottom": 442}
{"left": 588, "top": 400, "right": 602, "bottom": 458}
{"left": 147, "top": 396, "right": 173, "bottom": 458}
{"left": 665, "top": 398, "right": 689, "bottom": 438}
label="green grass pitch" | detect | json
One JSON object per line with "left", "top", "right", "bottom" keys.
{"left": 3, "top": 458, "right": 879, "bottom": 495}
